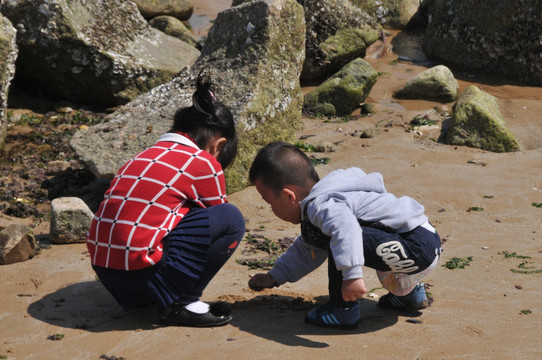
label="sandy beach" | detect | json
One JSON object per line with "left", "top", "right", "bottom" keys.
{"left": 1, "top": 3, "right": 542, "bottom": 359}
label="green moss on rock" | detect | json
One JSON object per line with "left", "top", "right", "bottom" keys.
{"left": 446, "top": 86, "right": 520, "bottom": 153}
{"left": 304, "top": 58, "right": 378, "bottom": 116}
{"left": 393, "top": 65, "right": 458, "bottom": 102}
{"left": 320, "top": 25, "right": 379, "bottom": 66}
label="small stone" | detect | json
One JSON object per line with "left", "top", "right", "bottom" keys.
{"left": 50, "top": 197, "right": 94, "bottom": 244}
{"left": 47, "top": 160, "right": 71, "bottom": 175}
{"left": 359, "top": 128, "right": 378, "bottom": 138}
{"left": 315, "top": 141, "right": 336, "bottom": 152}
{"left": 0, "top": 224, "right": 37, "bottom": 265}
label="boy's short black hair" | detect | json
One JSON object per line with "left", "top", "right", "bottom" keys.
{"left": 171, "top": 74, "right": 238, "bottom": 169}
{"left": 249, "top": 141, "right": 320, "bottom": 194}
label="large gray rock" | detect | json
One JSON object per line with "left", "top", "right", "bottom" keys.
{"left": 232, "top": 0, "right": 380, "bottom": 81}
{"left": 0, "top": 224, "right": 36, "bottom": 265}
{"left": 132, "top": 0, "right": 193, "bottom": 20}
{"left": 299, "top": 0, "right": 380, "bottom": 81}
{"left": 1, "top": 0, "right": 200, "bottom": 108}
{"left": 350, "top": 0, "right": 422, "bottom": 29}
{"left": 50, "top": 197, "right": 94, "bottom": 244}
{"left": 393, "top": 65, "right": 458, "bottom": 102}
{"left": 423, "top": 0, "right": 542, "bottom": 86}
{"left": 0, "top": 14, "right": 17, "bottom": 150}
{"left": 71, "top": 0, "right": 306, "bottom": 193}
{"left": 304, "top": 58, "right": 378, "bottom": 116}
{"left": 446, "top": 86, "right": 520, "bottom": 153}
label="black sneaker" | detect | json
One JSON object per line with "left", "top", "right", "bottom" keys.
{"left": 378, "top": 283, "right": 428, "bottom": 310}
{"left": 159, "top": 301, "right": 232, "bottom": 327}
{"left": 304, "top": 301, "right": 361, "bottom": 330}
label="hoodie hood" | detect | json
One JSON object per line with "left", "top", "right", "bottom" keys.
{"left": 302, "top": 167, "right": 386, "bottom": 206}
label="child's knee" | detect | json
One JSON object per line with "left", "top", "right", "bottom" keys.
{"left": 221, "top": 203, "right": 245, "bottom": 237}
{"left": 209, "top": 203, "right": 245, "bottom": 239}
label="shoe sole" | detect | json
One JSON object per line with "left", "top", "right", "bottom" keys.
{"left": 304, "top": 316, "right": 360, "bottom": 330}
{"left": 160, "top": 315, "right": 232, "bottom": 327}
{"left": 378, "top": 297, "right": 428, "bottom": 311}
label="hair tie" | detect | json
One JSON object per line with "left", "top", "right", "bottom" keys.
{"left": 209, "top": 90, "right": 217, "bottom": 102}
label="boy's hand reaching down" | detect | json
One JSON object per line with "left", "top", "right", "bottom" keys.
{"left": 248, "top": 273, "right": 277, "bottom": 291}
{"left": 341, "top": 278, "right": 367, "bottom": 302}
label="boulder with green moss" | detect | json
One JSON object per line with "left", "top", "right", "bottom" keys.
{"left": 446, "top": 86, "right": 520, "bottom": 153}
{"left": 349, "top": 0, "right": 422, "bottom": 29}
{"left": 319, "top": 25, "right": 379, "bottom": 69}
{"left": 71, "top": 0, "right": 305, "bottom": 193}
{"left": 304, "top": 58, "right": 378, "bottom": 116}
{"left": 232, "top": 0, "right": 380, "bottom": 81}
{"left": 393, "top": 65, "right": 458, "bottom": 103}
{"left": 0, "top": 14, "right": 17, "bottom": 150}
{"left": 300, "top": 0, "right": 380, "bottom": 81}
{"left": 149, "top": 15, "right": 197, "bottom": 47}
{"left": 2, "top": 0, "right": 200, "bottom": 108}
{"left": 132, "top": 0, "right": 193, "bottom": 20}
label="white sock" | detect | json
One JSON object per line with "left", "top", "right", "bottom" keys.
{"left": 185, "top": 300, "right": 210, "bottom": 314}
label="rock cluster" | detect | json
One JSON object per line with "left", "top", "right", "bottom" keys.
{"left": 423, "top": 0, "right": 542, "bottom": 86}
{"left": 1, "top": 0, "right": 200, "bottom": 108}
{"left": 71, "top": 0, "right": 306, "bottom": 193}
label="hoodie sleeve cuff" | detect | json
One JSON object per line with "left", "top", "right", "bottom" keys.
{"left": 268, "top": 268, "right": 287, "bottom": 286}
{"left": 342, "top": 266, "right": 364, "bottom": 281}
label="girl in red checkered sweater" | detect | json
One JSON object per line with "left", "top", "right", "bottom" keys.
{"left": 88, "top": 75, "right": 245, "bottom": 327}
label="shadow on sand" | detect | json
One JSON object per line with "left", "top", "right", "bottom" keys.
{"left": 28, "top": 282, "right": 416, "bottom": 348}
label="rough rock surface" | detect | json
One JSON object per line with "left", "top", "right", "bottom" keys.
{"left": 393, "top": 65, "right": 458, "bottom": 103}
{"left": 350, "top": 0, "right": 422, "bottom": 29}
{"left": 446, "top": 86, "right": 520, "bottom": 153}
{"left": 132, "top": 0, "right": 193, "bottom": 20}
{"left": 233, "top": 0, "right": 380, "bottom": 81}
{"left": 304, "top": 58, "right": 378, "bottom": 116}
{"left": 0, "top": 14, "right": 17, "bottom": 150}
{"left": 71, "top": 0, "right": 306, "bottom": 193}
{"left": 0, "top": 224, "right": 36, "bottom": 265}
{"left": 149, "top": 15, "right": 197, "bottom": 47}
{"left": 423, "top": 0, "right": 542, "bottom": 86}
{"left": 298, "top": 0, "right": 380, "bottom": 81}
{"left": 1, "top": 0, "right": 200, "bottom": 108}
{"left": 49, "top": 197, "right": 94, "bottom": 244}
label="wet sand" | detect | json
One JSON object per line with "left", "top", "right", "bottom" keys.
{"left": 1, "top": 3, "right": 541, "bottom": 359}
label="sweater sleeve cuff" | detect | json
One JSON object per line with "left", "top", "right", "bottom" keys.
{"left": 342, "top": 266, "right": 364, "bottom": 281}
{"left": 268, "top": 268, "right": 287, "bottom": 286}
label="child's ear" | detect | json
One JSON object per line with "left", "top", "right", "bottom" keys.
{"left": 208, "top": 137, "right": 227, "bottom": 157}
{"left": 282, "top": 187, "right": 297, "bottom": 204}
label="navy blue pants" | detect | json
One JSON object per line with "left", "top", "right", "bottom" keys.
{"left": 329, "top": 224, "right": 441, "bottom": 308}
{"left": 93, "top": 203, "right": 245, "bottom": 310}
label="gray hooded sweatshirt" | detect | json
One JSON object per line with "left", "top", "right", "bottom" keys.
{"left": 268, "top": 167, "right": 428, "bottom": 285}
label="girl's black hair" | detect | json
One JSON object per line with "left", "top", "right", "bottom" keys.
{"left": 171, "top": 75, "right": 238, "bottom": 169}
{"left": 249, "top": 141, "right": 320, "bottom": 194}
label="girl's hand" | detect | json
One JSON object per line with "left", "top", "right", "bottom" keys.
{"left": 341, "top": 278, "right": 367, "bottom": 302}
{"left": 248, "top": 273, "right": 277, "bottom": 291}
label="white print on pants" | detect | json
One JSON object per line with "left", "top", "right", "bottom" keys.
{"left": 376, "top": 241, "right": 419, "bottom": 274}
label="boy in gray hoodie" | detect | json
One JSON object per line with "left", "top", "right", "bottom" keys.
{"left": 248, "top": 142, "right": 442, "bottom": 329}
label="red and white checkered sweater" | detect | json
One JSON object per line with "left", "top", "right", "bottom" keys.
{"left": 86, "top": 133, "right": 227, "bottom": 271}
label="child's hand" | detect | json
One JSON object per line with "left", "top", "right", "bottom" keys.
{"left": 248, "top": 273, "right": 277, "bottom": 291}
{"left": 341, "top": 278, "right": 367, "bottom": 302}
